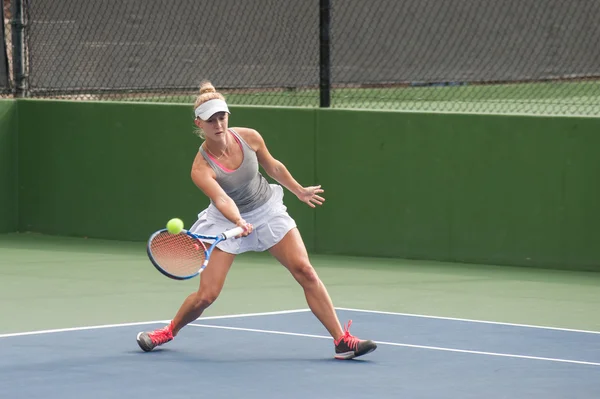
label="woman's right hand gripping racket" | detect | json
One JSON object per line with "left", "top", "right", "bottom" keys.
{"left": 146, "top": 226, "right": 244, "bottom": 280}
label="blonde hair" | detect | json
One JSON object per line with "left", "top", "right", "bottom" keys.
{"left": 194, "top": 80, "right": 225, "bottom": 110}
{"left": 193, "top": 80, "right": 226, "bottom": 139}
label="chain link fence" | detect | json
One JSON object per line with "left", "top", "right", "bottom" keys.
{"left": 331, "top": 0, "right": 600, "bottom": 116}
{"left": 2, "top": 0, "right": 600, "bottom": 115}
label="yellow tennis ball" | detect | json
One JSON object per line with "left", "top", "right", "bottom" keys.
{"left": 166, "top": 218, "right": 184, "bottom": 234}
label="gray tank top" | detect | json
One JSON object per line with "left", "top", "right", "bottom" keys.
{"left": 199, "top": 129, "right": 272, "bottom": 213}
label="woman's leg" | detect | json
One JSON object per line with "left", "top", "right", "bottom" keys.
{"left": 137, "top": 247, "right": 236, "bottom": 351}
{"left": 268, "top": 228, "right": 344, "bottom": 340}
{"left": 171, "top": 247, "right": 236, "bottom": 335}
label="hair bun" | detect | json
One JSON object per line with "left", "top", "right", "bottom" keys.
{"left": 199, "top": 80, "right": 216, "bottom": 95}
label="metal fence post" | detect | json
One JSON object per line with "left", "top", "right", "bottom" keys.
{"left": 10, "top": 0, "right": 27, "bottom": 97}
{"left": 319, "top": 0, "right": 331, "bottom": 108}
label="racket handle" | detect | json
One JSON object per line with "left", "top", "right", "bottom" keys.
{"left": 223, "top": 226, "right": 245, "bottom": 239}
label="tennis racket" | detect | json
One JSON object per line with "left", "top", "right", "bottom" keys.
{"left": 146, "top": 226, "right": 244, "bottom": 280}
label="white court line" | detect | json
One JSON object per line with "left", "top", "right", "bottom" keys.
{"left": 0, "top": 309, "right": 310, "bottom": 339}
{"left": 2, "top": 308, "right": 598, "bottom": 366}
{"left": 336, "top": 307, "right": 600, "bottom": 335}
{"left": 189, "top": 323, "right": 329, "bottom": 340}
{"left": 189, "top": 323, "right": 600, "bottom": 367}
{"left": 189, "top": 308, "right": 309, "bottom": 320}
{"left": 0, "top": 320, "right": 170, "bottom": 338}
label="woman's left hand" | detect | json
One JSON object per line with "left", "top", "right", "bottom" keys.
{"left": 297, "top": 185, "right": 325, "bottom": 208}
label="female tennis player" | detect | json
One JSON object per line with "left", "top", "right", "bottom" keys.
{"left": 137, "top": 81, "right": 377, "bottom": 360}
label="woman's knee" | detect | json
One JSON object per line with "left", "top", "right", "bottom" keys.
{"left": 292, "top": 262, "right": 320, "bottom": 286}
{"left": 194, "top": 291, "right": 219, "bottom": 310}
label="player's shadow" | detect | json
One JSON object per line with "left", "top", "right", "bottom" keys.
{"left": 126, "top": 348, "right": 375, "bottom": 364}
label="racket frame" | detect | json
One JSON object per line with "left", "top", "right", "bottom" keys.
{"left": 147, "top": 226, "right": 244, "bottom": 280}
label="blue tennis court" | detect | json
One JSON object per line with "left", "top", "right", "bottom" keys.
{"left": 2, "top": 308, "right": 599, "bottom": 398}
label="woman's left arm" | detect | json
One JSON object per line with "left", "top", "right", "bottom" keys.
{"left": 237, "top": 128, "right": 325, "bottom": 208}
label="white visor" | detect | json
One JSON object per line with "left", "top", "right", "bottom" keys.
{"left": 194, "top": 99, "right": 230, "bottom": 120}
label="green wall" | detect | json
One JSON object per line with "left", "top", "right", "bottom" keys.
{"left": 12, "top": 100, "right": 600, "bottom": 270}
{"left": 0, "top": 100, "right": 17, "bottom": 233}
{"left": 17, "top": 100, "right": 317, "bottom": 250}
{"left": 316, "top": 110, "right": 600, "bottom": 270}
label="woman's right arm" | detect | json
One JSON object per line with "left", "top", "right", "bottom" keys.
{"left": 191, "top": 153, "right": 253, "bottom": 235}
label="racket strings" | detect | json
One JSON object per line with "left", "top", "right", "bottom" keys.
{"left": 149, "top": 232, "right": 207, "bottom": 277}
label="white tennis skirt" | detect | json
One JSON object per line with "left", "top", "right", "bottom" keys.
{"left": 189, "top": 184, "right": 297, "bottom": 254}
